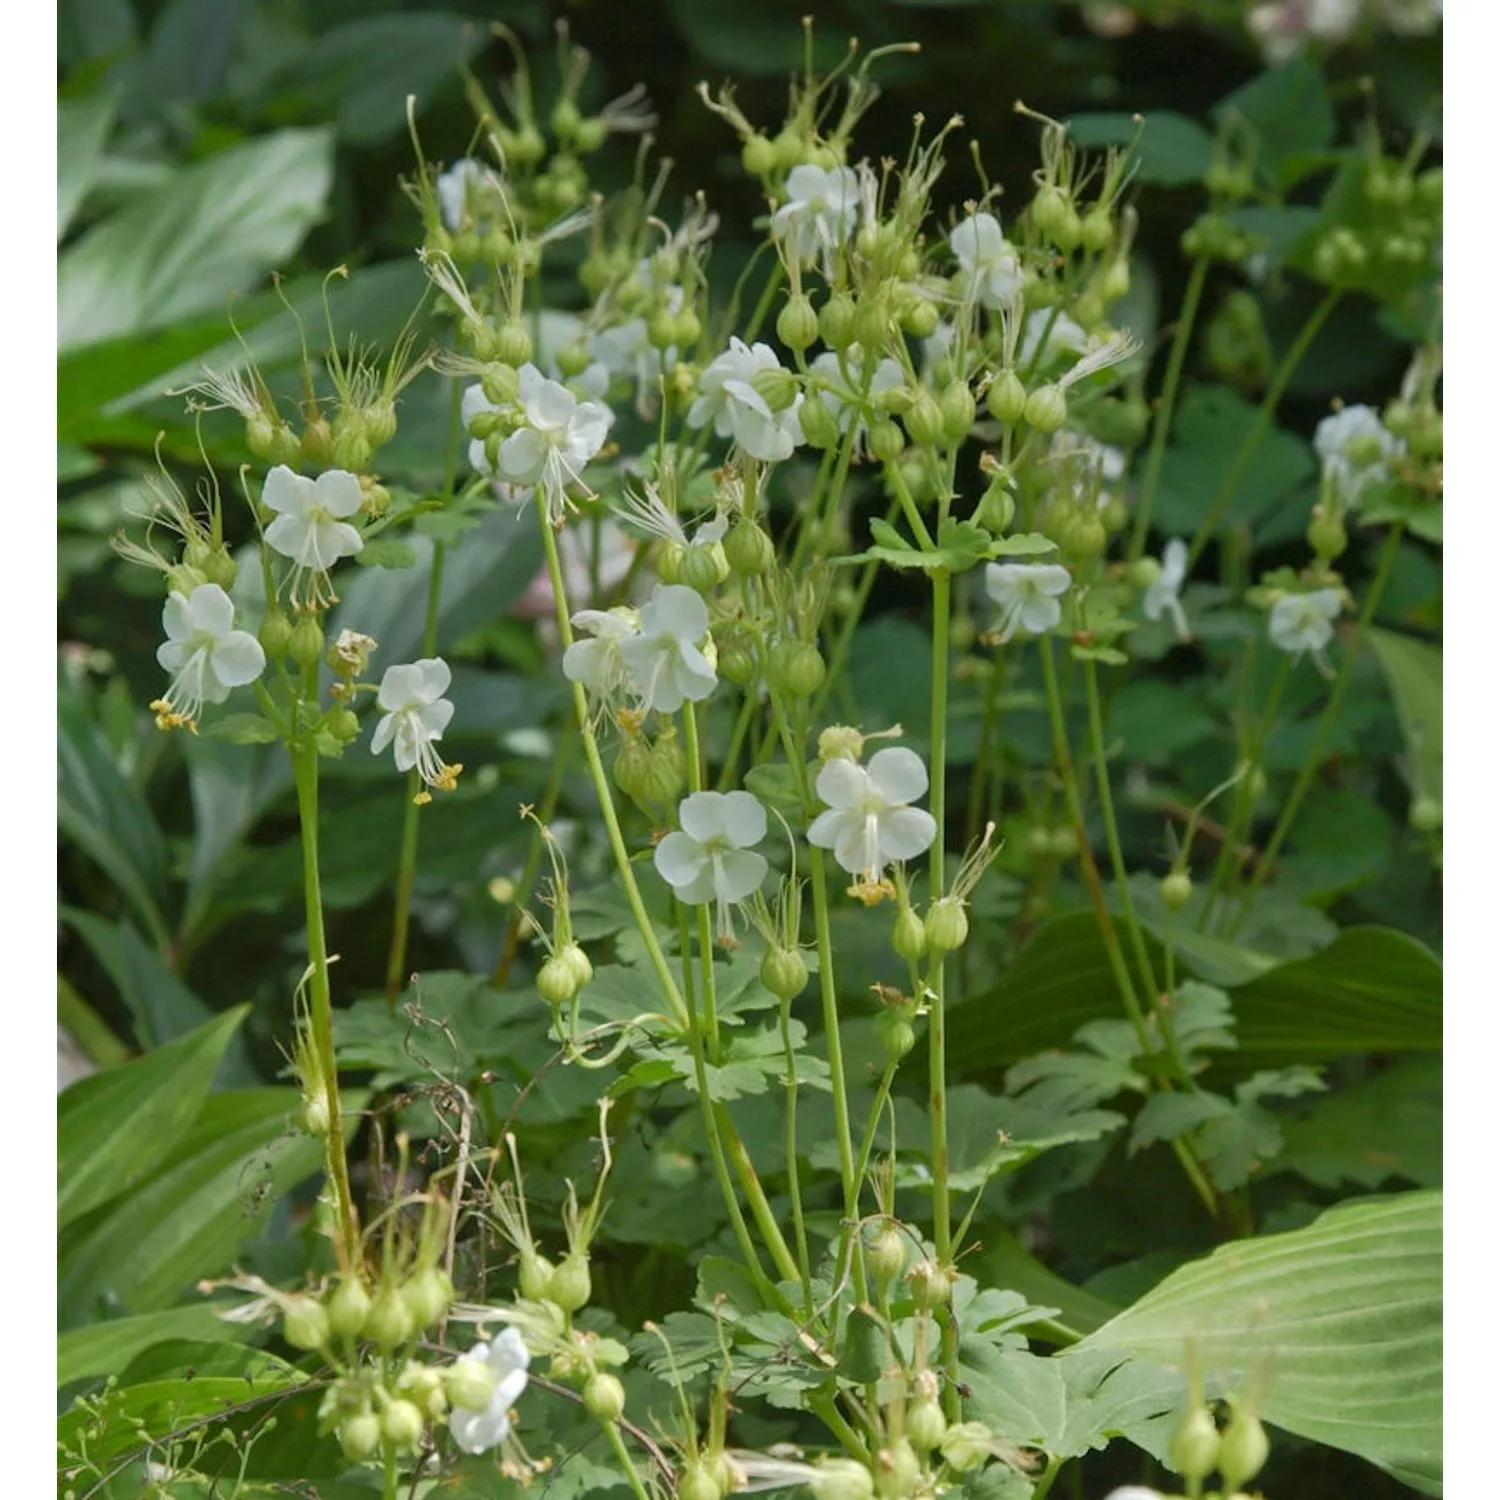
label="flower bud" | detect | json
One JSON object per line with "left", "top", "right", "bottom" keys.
{"left": 761, "top": 946, "right": 810, "bottom": 1000}
{"left": 777, "top": 294, "right": 820, "bottom": 352}
{"left": 742, "top": 133, "right": 778, "bottom": 177}
{"left": 339, "top": 1409, "right": 382, "bottom": 1462}
{"left": 381, "top": 1396, "right": 425, "bottom": 1451}
{"left": 166, "top": 563, "right": 208, "bottom": 596}
{"left": 325, "top": 1277, "right": 372, "bottom": 1340}
{"left": 289, "top": 616, "right": 326, "bottom": 671}
{"left": 679, "top": 541, "right": 730, "bottom": 593}
{"left": 820, "top": 293, "right": 857, "bottom": 350}
{"left": 301, "top": 415, "right": 334, "bottom": 466}
{"left": 906, "top": 1395, "right": 947, "bottom": 1452}
{"left": 769, "top": 640, "right": 826, "bottom": 698}
{"left": 903, "top": 390, "right": 945, "bottom": 448}
{"left": 876, "top": 1008, "right": 916, "bottom": 1063}
{"left": 399, "top": 1362, "right": 448, "bottom": 1421}
{"left": 446, "top": 1356, "right": 498, "bottom": 1412}
{"left": 892, "top": 906, "right": 927, "bottom": 962}
{"left": 873, "top": 1438, "right": 921, "bottom": 1500}
{"left": 550, "top": 1252, "right": 592, "bottom": 1313}
{"left": 924, "top": 896, "right": 969, "bottom": 954}
{"left": 719, "top": 645, "right": 757, "bottom": 686}
{"left": 1023, "top": 383, "right": 1068, "bottom": 433}
{"left": 1409, "top": 795, "right": 1442, "bottom": 832}
{"left": 259, "top": 612, "right": 294, "bottom": 661}
{"left": 906, "top": 1258, "right": 952, "bottom": 1311}
{"left": 538, "top": 953, "right": 582, "bottom": 1007}
{"left": 902, "top": 298, "right": 940, "bottom": 339}
{"left": 799, "top": 396, "right": 840, "bottom": 450}
{"left": 402, "top": 1266, "right": 454, "bottom": 1331}
{"left": 331, "top": 427, "right": 372, "bottom": 473}
{"left": 808, "top": 1458, "right": 874, "bottom": 1500}
{"left": 868, "top": 419, "right": 905, "bottom": 463}
{"left": 941, "top": 1422, "right": 993, "bottom": 1474}
{"left": 1218, "top": 1404, "right": 1269, "bottom": 1489}
{"left": 1169, "top": 1405, "right": 1220, "bottom": 1483}
{"left": 678, "top": 1461, "right": 724, "bottom": 1500}
{"left": 495, "top": 321, "right": 533, "bottom": 368}
{"left": 329, "top": 707, "right": 361, "bottom": 744}
{"left": 1160, "top": 870, "right": 1193, "bottom": 912}
{"left": 482, "top": 362, "right": 521, "bottom": 405}
{"left": 1080, "top": 206, "right": 1114, "bottom": 253}
{"left": 518, "top": 1249, "right": 556, "bottom": 1302}
{"left": 583, "top": 1371, "right": 627, "bottom": 1423}
{"left": 364, "top": 1286, "right": 415, "bottom": 1349}
{"left": 725, "top": 519, "right": 775, "bottom": 578}
{"left": 282, "top": 1295, "right": 330, "bottom": 1351}
{"left": 1031, "top": 184, "right": 1071, "bottom": 241}
{"left": 750, "top": 367, "right": 800, "bottom": 413}
{"left": 1306, "top": 510, "right": 1348, "bottom": 561}
{"left": 1066, "top": 514, "right": 1107, "bottom": 562}
{"left": 939, "top": 382, "right": 977, "bottom": 443}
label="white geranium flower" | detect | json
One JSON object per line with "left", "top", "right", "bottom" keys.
{"left": 950, "top": 212, "right": 1024, "bottom": 310}
{"left": 808, "top": 747, "right": 938, "bottom": 890}
{"left": 492, "top": 365, "right": 614, "bottom": 526}
{"left": 809, "top": 349, "right": 904, "bottom": 457}
{"left": 1050, "top": 430, "right": 1128, "bottom": 509}
{"left": 448, "top": 1328, "right": 530, "bottom": 1455}
{"left": 1142, "top": 538, "right": 1192, "bottom": 641}
{"left": 262, "top": 466, "right": 364, "bottom": 606}
{"left": 619, "top": 585, "right": 718, "bottom": 714}
{"left": 984, "top": 562, "right": 1072, "bottom": 642}
{"left": 688, "top": 338, "right": 804, "bottom": 463}
{"left": 1268, "top": 588, "right": 1342, "bottom": 662}
{"left": 654, "top": 790, "right": 769, "bottom": 940}
{"left": 1314, "top": 403, "right": 1404, "bottom": 505}
{"left": 591, "top": 313, "right": 676, "bottom": 418}
{"left": 772, "top": 164, "right": 861, "bottom": 268}
{"left": 150, "top": 583, "right": 266, "bottom": 731}
{"left": 371, "top": 657, "right": 460, "bottom": 799}
{"left": 562, "top": 606, "right": 642, "bottom": 702}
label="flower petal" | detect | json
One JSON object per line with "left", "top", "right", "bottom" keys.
{"left": 498, "top": 428, "right": 548, "bottom": 486}
{"left": 647, "top": 585, "right": 709, "bottom": 642}
{"left": 678, "top": 792, "right": 730, "bottom": 844}
{"left": 185, "top": 583, "right": 236, "bottom": 637}
{"left": 719, "top": 791, "right": 767, "bottom": 848}
{"left": 161, "top": 591, "right": 193, "bottom": 643}
{"left": 312, "top": 469, "right": 365, "bottom": 519}
{"left": 655, "top": 831, "right": 710, "bottom": 891}
{"left": 378, "top": 663, "right": 426, "bottom": 711}
{"left": 867, "top": 747, "right": 929, "bottom": 807}
{"left": 878, "top": 806, "right": 937, "bottom": 862}
{"left": 815, "top": 758, "right": 868, "bottom": 811}
{"left": 715, "top": 847, "right": 768, "bottom": 903}
{"left": 261, "top": 465, "right": 309, "bottom": 517}
{"left": 210, "top": 631, "right": 266, "bottom": 688}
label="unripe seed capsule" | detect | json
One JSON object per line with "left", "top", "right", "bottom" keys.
{"left": 339, "top": 1410, "right": 382, "bottom": 1462}
{"left": 820, "top": 294, "right": 857, "bottom": 350}
{"left": 924, "top": 896, "right": 969, "bottom": 954}
{"left": 868, "top": 419, "right": 905, "bottom": 463}
{"left": 939, "top": 382, "right": 977, "bottom": 442}
{"left": 402, "top": 1266, "right": 455, "bottom": 1330}
{"left": 288, "top": 616, "right": 326, "bottom": 671}
{"left": 677, "top": 1462, "right": 723, "bottom": 1500}
{"left": 282, "top": 1295, "right": 330, "bottom": 1351}
{"left": 906, "top": 1396, "right": 947, "bottom": 1453}
{"left": 902, "top": 298, "right": 940, "bottom": 338}
{"left": 519, "top": 1250, "right": 556, "bottom": 1303}
{"left": 1169, "top": 1405, "right": 1221, "bottom": 1483}
{"left": 867, "top": 1225, "right": 907, "bottom": 1284}
{"left": 1160, "top": 870, "right": 1193, "bottom": 911}
{"left": 1218, "top": 1405, "right": 1269, "bottom": 1489}
{"left": 876, "top": 1009, "right": 916, "bottom": 1063}
{"left": 583, "top": 1372, "right": 626, "bottom": 1423}
{"left": 495, "top": 321, "right": 533, "bottom": 368}
{"left": 777, "top": 294, "right": 820, "bottom": 352}
{"left": 769, "top": 640, "right": 826, "bottom": 698}
{"left": 742, "top": 134, "right": 778, "bottom": 177}
{"left": 903, "top": 390, "right": 945, "bottom": 447}
{"left": 761, "top": 946, "right": 810, "bottom": 1000}
{"left": 678, "top": 541, "right": 730, "bottom": 594}
{"left": 325, "top": 1277, "right": 372, "bottom": 1340}
{"left": 874, "top": 1438, "right": 920, "bottom": 1500}
{"left": 1079, "top": 206, "right": 1114, "bottom": 252}
{"left": 329, "top": 708, "right": 361, "bottom": 744}
{"left": 364, "top": 1287, "right": 414, "bottom": 1349}
{"left": 381, "top": 1397, "right": 424, "bottom": 1451}
{"left": 550, "top": 1252, "right": 592, "bottom": 1313}
{"left": 538, "top": 954, "right": 581, "bottom": 1007}
{"left": 986, "top": 370, "right": 1027, "bottom": 425}
{"left": 259, "top": 613, "right": 294, "bottom": 661}
{"left": 1023, "top": 384, "right": 1068, "bottom": 433}
{"left": 725, "top": 520, "right": 775, "bottom": 578}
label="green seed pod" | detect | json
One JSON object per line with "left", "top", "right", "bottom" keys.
{"left": 799, "top": 395, "right": 841, "bottom": 450}
{"left": 1073, "top": 291, "right": 1106, "bottom": 330}
{"left": 924, "top": 896, "right": 969, "bottom": 955}
{"left": 446, "top": 1356, "right": 498, "bottom": 1412}
{"left": 1098, "top": 496, "right": 1129, "bottom": 534}
{"left": 402, "top": 1266, "right": 455, "bottom": 1331}
{"left": 809, "top": 1459, "right": 875, "bottom": 1500}
{"left": 725, "top": 519, "right": 775, "bottom": 578}
{"left": 282, "top": 1295, "right": 330, "bottom": 1352}
{"left": 559, "top": 943, "right": 593, "bottom": 990}
{"left": 820, "top": 293, "right": 857, "bottom": 350}
{"left": 1306, "top": 509, "right": 1348, "bottom": 561}
{"left": 1031, "top": 184, "right": 1071, "bottom": 241}
{"left": 556, "top": 340, "right": 594, "bottom": 378}
{"left": 892, "top": 907, "right": 927, "bottom": 962}
{"left": 400, "top": 1362, "right": 448, "bottom": 1421}
{"left": 777, "top": 293, "right": 820, "bottom": 352}
{"left": 656, "top": 540, "right": 684, "bottom": 585}
{"left": 453, "top": 228, "right": 482, "bottom": 263}
{"left": 481, "top": 361, "right": 521, "bottom": 406}
{"left": 518, "top": 1250, "right": 556, "bottom": 1302}
{"left": 750, "top": 366, "right": 800, "bottom": 413}
{"left": 677, "top": 1461, "right": 724, "bottom": 1500}
{"left": 1023, "top": 383, "right": 1068, "bottom": 433}
{"left": 868, "top": 419, "right": 905, "bottom": 464}
{"left": 550, "top": 1253, "right": 592, "bottom": 1313}
{"left": 940, "top": 1422, "right": 994, "bottom": 1474}
{"left": 873, "top": 1438, "right": 921, "bottom": 1500}
{"left": 339, "top": 1410, "right": 382, "bottom": 1463}
{"left": 1053, "top": 205, "right": 1082, "bottom": 252}
{"left": 483, "top": 226, "right": 517, "bottom": 265}
{"left": 259, "top": 612, "right": 294, "bottom": 661}
{"left": 773, "top": 127, "right": 807, "bottom": 172}
{"left": 538, "top": 954, "right": 581, "bottom": 1008}
{"left": 1160, "top": 870, "right": 1194, "bottom": 912}
{"left": 1218, "top": 1404, "right": 1269, "bottom": 1489}
{"left": 761, "top": 946, "right": 810, "bottom": 1000}
{"left": 1099, "top": 257, "right": 1131, "bottom": 302}
{"left": 939, "top": 382, "right": 977, "bottom": 443}
{"left": 906, "top": 1258, "right": 953, "bottom": 1311}
{"left": 679, "top": 540, "right": 730, "bottom": 593}
{"left": 769, "top": 640, "right": 827, "bottom": 698}
{"left": 853, "top": 298, "right": 892, "bottom": 353}
{"left": 867, "top": 1224, "right": 907, "bottom": 1285}
{"left": 613, "top": 740, "right": 653, "bottom": 802}
{"left": 1079, "top": 206, "right": 1114, "bottom": 253}
{"left": 742, "top": 133, "right": 778, "bottom": 178}
{"left": 876, "top": 1009, "right": 916, "bottom": 1064}
{"left": 644, "top": 734, "right": 686, "bottom": 807}
{"left": 329, "top": 708, "right": 361, "bottom": 744}
{"left": 719, "top": 645, "right": 757, "bottom": 686}
{"left": 583, "top": 1372, "right": 627, "bottom": 1423}
{"left": 495, "top": 321, "right": 534, "bottom": 368}
{"left": 364, "top": 1287, "right": 414, "bottom": 1349}
{"left": 325, "top": 1277, "right": 372, "bottom": 1340}
{"left": 425, "top": 225, "right": 455, "bottom": 256}
{"left": 331, "top": 426, "right": 372, "bottom": 474}
{"left": 246, "top": 413, "right": 285, "bottom": 463}
{"left": 906, "top": 1395, "right": 947, "bottom": 1453}
{"left": 903, "top": 390, "right": 945, "bottom": 448}
{"left": 381, "top": 1397, "right": 425, "bottom": 1452}
{"left": 1408, "top": 406, "right": 1442, "bottom": 459}
{"left": 976, "top": 483, "right": 1015, "bottom": 535}
{"left": 288, "top": 616, "right": 326, "bottom": 671}
{"left": 1169, "top": 1405, "right": 1221, "bottom": 1484}
{"left": 673, "top": 309, "right": 703, "bottom": 348}
{"left": 902, "top": 297, "right": 940, "bottom": 338}
{"left": 647, "top": 306, "right": 678, "bottom": 351}
{"left": 1067, "top": 514, "right": 1107, "bottom": 561}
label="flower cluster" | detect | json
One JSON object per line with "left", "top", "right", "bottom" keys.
{"left": 564, "top": 584, "right": 717, "bottom": 716}
{"left": 688, "top": 338, "right": 805, "bottom": 463}
{"left": 151, "top": 583, "right": 266, "bottom": 731}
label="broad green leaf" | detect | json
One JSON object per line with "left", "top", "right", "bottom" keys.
{"left": 1079, "top": 1191, "right": 1441, "bottom": 1491}
{"left": 58, "top": 693, "right": 171, "bottom": 946}
{"left": 128, "top": 0, "right": 250, "bottom": 111}
{"left": 1065, "top": 111, "right": 1215, "bottom": 186}
{"left": 58, "top": 91, "right": 116, "bottom": 238}
{"left": 58, "top": 128, "right": 334, "bottom": 350}
{"left": 1368, "top": 627, "right": 1442, "bottom": 803}
{"left": 57, "top": 1006, "right": 246, "bottom": 1231}
{"left": 57, "top": 1305, "right": 245, "bottom": 1387}
{"left": 1214, "top": 59, "right": 1334, "bottom": 184}
{"left": 58, "top": 1087, "right": 333, "bottom": 1325}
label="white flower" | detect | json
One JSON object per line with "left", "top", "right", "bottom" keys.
{"left": 493, "top": 365, "right": 613, "bottom": 526}
{"left": 950, "top": 212, "right": 1024, "bottom": 310}
{"left": 619, "top": 585, "right": 718, "bottom": 714}
{"left": 562, "top": 606, "right": 642, "bottom": 701}
{"left": 1018, "top": 310, "right": 1090, "bottom": 368}
{"left": 772, "top": 164, "right": 861, "bottom": 267}
{"left": 437, "top": 157, "right": 504, "bottom": 232}
{"left": 151, "top": 583, "right": 266, "bottom": 730}
{"left": 1314, "top": 403, "right": 1404, "bottom": 505}
{"left": 654, "top": 791, "right": 769, "bottom": 940}
{"left": 808, "top": 747, "right": 938, "bottom": 888}
{"left": 262, "top": 466, "right": 364, "bottom": 604}
{"left": 984, "top": 562, "right": 1072, "bottom": 642}
{"left": 1142, "top": 538, "right": 1191, "bottom": 641}
{"left": 1268, "top": 588, "right": 1342, "bottom": 660}
{"left": 1102, "top": 1489, "right": 1170, "bottom": 1500}
{"left": 371, "top": 657, "right": 461, "bottom": 798}
{"left": 688, "top": 338, "right": 804, "bottom": 463}
{"left": 448, "top": 1328, "right": 530, "bottom": 1455}
{"left": 1050, "top": 430, "right": 1127, "bottom": 509}
{"left": 612, "top": 481, "right": 727, "bottom": 552}
{"left": 809, "top": 349, "right": 904, "bottom": 456}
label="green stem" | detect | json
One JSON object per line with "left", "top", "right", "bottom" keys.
{"left": 292, "top": 742, "right": 361, "bottom": 1269}
{"left": 1230, "top": 524, "right": 1405, "bottom": 930}
{"left": 1129, "top": 255, "right": 1210, "bottom": 561}
{"left": 779, "top": 994, "right": 814, "bottom": 1313}
{"left": 1186, "top": 289, "right": 1341, "bottom": 570}
{"left": 604, "top": 1420, "right": 653, "bottom": 1500}
{"left": 927, "top": 568, "right": 953, "bottom": 1271}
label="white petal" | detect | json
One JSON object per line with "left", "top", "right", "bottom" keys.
{"left": 678, "top": 792, "right": 730, "bottom": 844}
{"left": 417, "top": 699, "right": 454, "bottom": 738}
{"left": 498, "top": 428, "right": 548, "bottom": 485}
{"left": 184, "top": 583, "right": 235, "bottom": 638}
{"left": 655, "top": 831, "right": 710, "bottom": 891}
{"left": 715, "top": 847, "right": 768, "bottom": 903}
{"left": 161, "top": 591, "right": 193, "bottom": 643}
{"left": 449, "top": 1403, "right": 511, "bottom": 1454}
{"left": 264, "top": 512, "right": 313, "bottom": 564}
{"left": 648, "top": 585, "right": 709, "bottom": 643}
{"left": 1018, "top": 594, "right": 1062, "bottom": 635}
{"left": 815, "top": 758, "right": 869, "bottom": 812}
{"left": 461, "top": 383, "right": 498, "bottom": 425}
{"left": 807, "top": 807, "right": 851, "bottom": 853}
{"left": 878, "top": 806, "right": 938, "bottom": 862}
{"left": 488, "top": 1327, "right": 531, "bottom": 1381}
{"left": 412, "top": 657, "right": 452, "bottom": 702}
{"left": 866, "top": 747, "right": 929, "bottom": 807}
{"left": 312, "top": 469, "right": 365, "bottom": 519}
{"left": 378, "top": 663, "right": 426, "bottom": 711}
{"left": 719, "top": 790, "right": 767, "bottom": 848}
{"left": 261, "top": 465, "right": 310, "bottom": 517}
{"left": 1161, "top": 538, "right": 1188, "bottom": 590}
{"left": 671, "top": 643, "right": 718, "bottom": 703}
{"left": 371, "top": 712, "right": 397, "bottom": 755}
{"left": 209, "top": 631, "right": 266, "bottom": 688}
